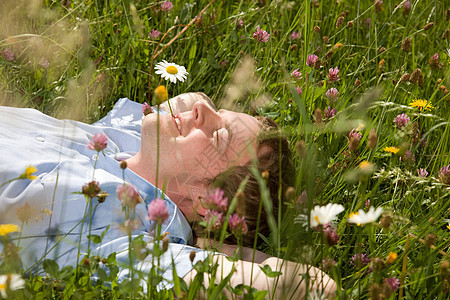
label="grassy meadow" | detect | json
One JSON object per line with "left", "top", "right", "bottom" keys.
{"left": 0, "top": 0, "right": 449, "bottom": 299}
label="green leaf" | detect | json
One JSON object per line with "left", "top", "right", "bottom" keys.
{"left": 97, "top": 268, "right": 109, "bottom": 282}
{"left": 59, "top": 265, "right": 74, "bottom": 281}
{"left": 43, "top": 259, "right": 59, "bottom": 277}
{"left": 87, "top": 234, "right": 102, "bottom": 244}
{"left": 259, "top": 264, "right": 282, "bottom": 278}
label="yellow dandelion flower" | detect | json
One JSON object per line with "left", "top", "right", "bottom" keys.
{"left": 0, "top": 224, "right": 20, "bottom": 236}
{"left": 153, "top": 85, "right": 169, "bottom": 105}
{"left": 409, "top": 99, "right": 433, "bottom": 111}
{"left": 359, "top": 161, "right": 372, "bottom": 169}
{"left": 386, "top": 252, "right": 397, "bottom": 264}
{"left": 19, "top": 165, "right": 37, "bottom": 180}
{"left": 383, "top": 146, "right": 400, "bottom": 154}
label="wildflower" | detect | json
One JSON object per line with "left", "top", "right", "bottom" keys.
{"left": 310, "top": 203, "right": 345, "bottom": 228}
{"left": 149, "top": 29, "right": 161, "bottom": 39}
{"left": 417, "top": 168, "right": 428, "bottom": 177}
{"left": 16, "top": 203, "right": 35, "bottom": 224}
{"left": 314, "top": 108, "right": 323, "bottom": 126}
{"left": 120, "top": 160, "right": 128, "bottom": 169}
{"left": 328, "top": 67, "right": 340, "bottom": 82}
{"left": 228, "top": 213, "right": 248, "bottom": 236}
{"left": 204, "top": 209, "right": 223, "bottom": 231}
{"left": 314, "top": 25, "right": 320, "bottom": 33}
{"left": 429, "top": 53, "right": 441, "bottom": 69}
{"left": 325, "top": 88, "right": 339, "bottom": 101}
{"left": 306, "top": 54, "right": 319, "bottom": 67}
{"left": 160, "top": 1, "right": 173, "bottom": 12}
{"left": 393, "top": 113, "right": 410, "bottom": 129}
{"left": 235, "top": 19, "right": 244, "bottom": 29}
{"left": 323, "top": 225, "right": 340, "bottom": 246}
{"left": 253, "top": 26, "right": 270, "bottom": 43}
{"left": 0, "top": 274, "right": 25, "bottom": 298}
{"left": 336, "top": 16, "right": 344, "bottom": 28}
{"left": 203, "top": 188, "right": 228, "bottom": 212}
{"left": 368, "top": 130, "right": 378, "bottom": 150}
{"left": 423, "top": 22, "right": 434, "bottom": 31}
{"left": 409, "top": 68, "right": 424, "bottom": 87}
{"left": 155, "top": 60, "right": 188, "bottom": 84}
{"left": 1, "top": 48, "right": 14, "bottom": 61}
{"left": 153, "top": 85, "right": 169, "bottom": 105}
{"left": 409, "top": 99, "right": 433, "bottom": 111}
{"left": 383, "top": 146, "right": 400, "bottom": 154}
{"left": 87, "top": 132, "right": 108, "bottom": 152}
{"left": 142, "top": 102, "right": 153, "bottom": 115}
{"left": 347, "top": 21, "right": 354, "bottom": 28}
{"left": 351, "top": 253, "right": 370, "bottom": 268}
{"left": 365, "top": 199, "right": 370, "bottom": 209}
{"left": 324, "top": 106, "right": 336, "bottom": 119}
{"left": 82, "top": 181, "right": 101, "bottom": 199}
{"left": 384, "top": 276, "right": 400, "bottom": 292}
{"left": 117, "top": 184, "right": 142, "bottom": 209}
{"left": 295, "top": 86, "right": 303, "bottom": 95}
{"left": 348, "top": 129, "right": 362, "bottom": 141}
{"left": 438, "top": 164, "right": 450, "bottom": 185}
{"left": 403, "top": 1, "right": 411, "bottom": 15}
{"left": 348, "top": 206, "right": 384, "bottom": 225}
{"left": 359, "top": 161, "right": 374, "bottom": 173}
{"left": 291, "top": 69, "right": 302, "bottom": 80}
{"left": 0, "top": 224, "right": 20, "bottom": 236}
{"left": 290, "top": 31, "right": 300, "bottom": 40}
{"left": 348, "top": 129, "right": 361, "bottom": 152}
{"left": 386, "top": 252, "right": 397, "bottom": 264}
{"left": 147, "top": 198, "right": 169, "bottom": 225}
{"left": 374, "top": 0, "right": 383, "bottom": 12}
{"left": 322, "top": 258, "right": 337, "bottom": 271}
{"left": 401, "top": 37, "right": 412, "bottom": 52}
{"left": 96, "top": 191, "right": 108, "bottom": 203}
{"left": 354, "top": 78, "right": 361, "bottom": 87}
{"left": 380, "top": 214, "right": 392, "bottom": 229}
{"left": 19, "top": 165, "right": 38, "bottom": 180}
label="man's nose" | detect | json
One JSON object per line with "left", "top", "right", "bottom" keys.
{"left": 192, "top": 101, "right": 220, "bottom": 132}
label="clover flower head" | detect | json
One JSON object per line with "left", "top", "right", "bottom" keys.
{"left": 228, "top": 213, "right": 248, "bottom": 236}
{"left": 348, "top": 206, "right": 384, "bottom": 226}
{"left": 438, "top": 164, "right": 450, "bottom": 185}
{"left": 351, "top": 253, "right": 370, "bottom": 268}
{"left": 325, "top": 88, "right": 339, "bottom": 101}
{"left": 204, "top": 209, "right": 224, "bottom": 231}
{"left": 142, "top": 102, "right": 153, "bottom": 115}
{"left": 147, "top": 198, "right": 169, "bottom": 225}
{"left": 328, "top": 66, "right": 340, "bottom": 82}
{"left": 117, "top": 184, "right": 142, "bottom": 209}
{"left": 290, "top": 31, "right": 300, "bottom": 40}
{"left": 384, "top": 276, "right": 400, "bottom": 291}
{"left": 253, "top": 26, "right": 270, "bottom": 43}
{"left": 149, "top": 29, "right": 161, "bottom": 39}
{"left": 160, "top": 1, "right": 173, "bottom": 12}
{"left": 323, "top": 225, "right": 340, "bottom": 246}
{"left": 82, "top": 181, "right": 101, "bottom": 199}
{"left": 393, "top": 113, "right": 410, "bottom": 129}
{"left": 324, "top": 106, "right": 336, "bottom": 119}
{"left": 417, "top": 168, "right": 428, "bottom": 178}
{"left": 1, "top": 47, "right": 14, "bottom": 61}
{"left": 348, "top": 129, "right": 362, "bottom": 141}
{"left": 296, "top": 86, "right": 303, "bottom": 95}
{"left": 291, "top": 68, "right": 302, "bottom": 79}
{"left": 306, "top": 54, "right": 319, "bottom": 67}
{"left": 87, "top": 132, "right": 108, "bottom": 152}
{"left": 204, "top": 188, "right": 228, "bottom": 212}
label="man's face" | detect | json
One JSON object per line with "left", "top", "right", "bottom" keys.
{"left": 140, "top": 94, "right": 260, "bottom": 189}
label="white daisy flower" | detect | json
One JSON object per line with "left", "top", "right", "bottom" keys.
{"left": 0, "top": 274, "right": 25, "bottom": 298}
{"left": 348, "top": 206, "right": 384, "bottom": 226}
{"left": 295, "top": 203, "right": 345, "bottom": 228}
{"left": 154, "top": 60, "right": 188, "bottom": 83}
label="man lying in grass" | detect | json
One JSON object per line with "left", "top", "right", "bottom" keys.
{"left": 0, "top": 92, "right": 336, "bottom": 298}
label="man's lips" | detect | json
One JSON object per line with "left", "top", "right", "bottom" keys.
{"left": 172, "top": 115, "right": 181, "bottom": 135}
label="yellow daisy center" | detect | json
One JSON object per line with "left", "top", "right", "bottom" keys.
{"left": 314, "top": 215, "right": 320, "bottom": 224}
{"left": 0, "top": 283, "right": 6, "bottom": 291}
{"left": 166, "top": 66, "right": 178, "bottom": 74}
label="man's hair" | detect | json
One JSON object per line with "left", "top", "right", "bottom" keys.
{"left": 204, "top": 116, "right": 296, "bottom": 247}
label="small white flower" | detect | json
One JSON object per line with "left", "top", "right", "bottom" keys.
{"left": 295, "top": 203, "right": 345, "bottom": 228}
{"left": 0, "top": 274, "right": 25, "bottom": 298}
{"left": 154, "top": 60, "right": 188, "bottom": 83}
{"left": 348, "top": 206, "right": 384, "bottom": 226}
